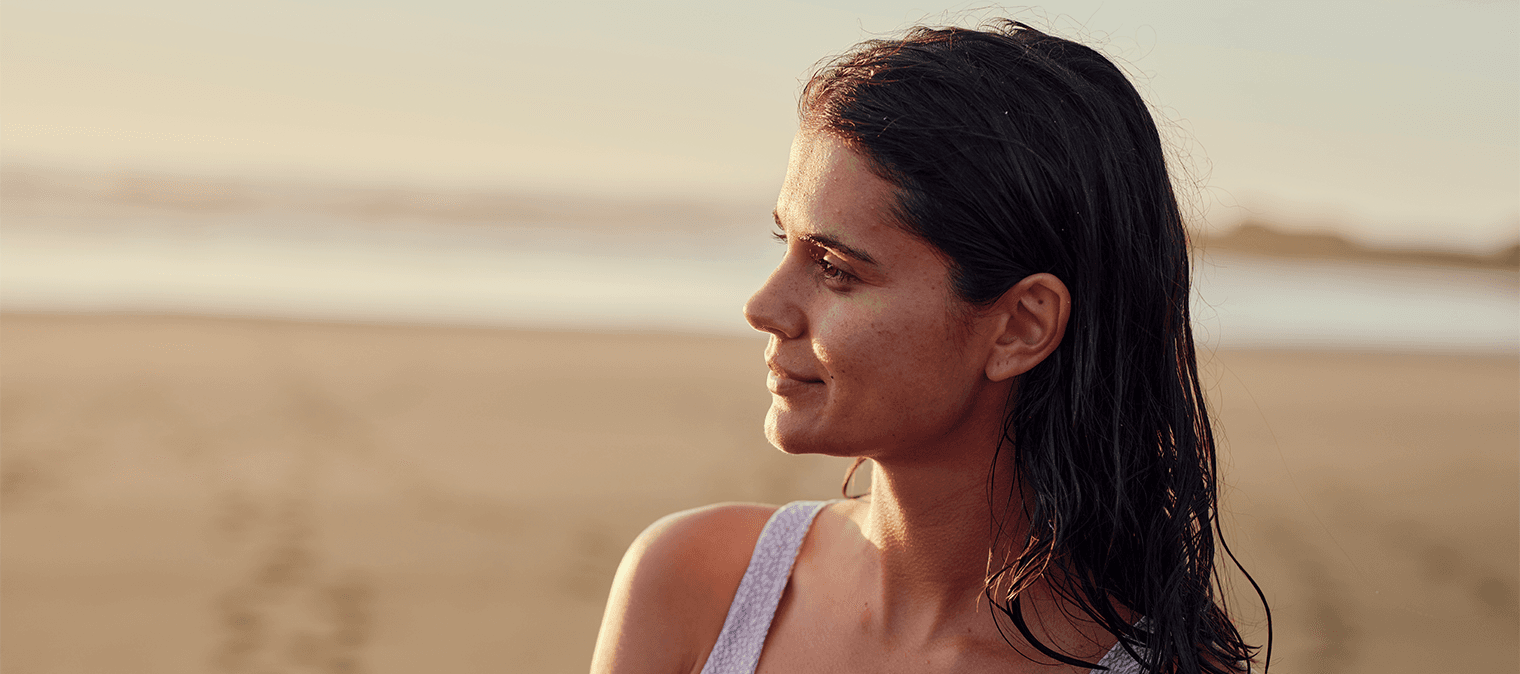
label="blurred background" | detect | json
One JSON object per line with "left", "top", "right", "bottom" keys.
{"left": 1, "top": 1, "right": 1515, "bottom": 672}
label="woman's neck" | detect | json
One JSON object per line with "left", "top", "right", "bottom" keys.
{"left": 842, "top": 439, "right": 1028, "bottom": 642}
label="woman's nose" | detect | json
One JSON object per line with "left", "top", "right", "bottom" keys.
{"left": 743, "top": 260, "right": 804, "bottom": 340}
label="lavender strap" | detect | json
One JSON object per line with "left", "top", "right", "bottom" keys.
{"left": 698, "top": 501, "right": 828, "bottom": 674}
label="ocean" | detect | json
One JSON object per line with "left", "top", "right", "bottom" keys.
{"left": 2, "top": 203, "right": 1515, "bottom": 353}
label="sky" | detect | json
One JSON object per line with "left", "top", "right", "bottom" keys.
{"left": 2, "top": 0, "right": 1517, "bottom": 251}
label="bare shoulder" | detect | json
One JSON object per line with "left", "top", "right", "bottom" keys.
{"left": 629, "top": 502, "right": 780, "bottom": 586}
{"left": 590, "top": 502, "right": 780, "bottom": 674}
{"left": 610, "top": 503, "right": 781, "bottom": 627}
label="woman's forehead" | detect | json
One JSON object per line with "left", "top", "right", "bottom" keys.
{"left": 775, "top": 131, "right": 952, "bottom": 285}
{"left": 776, "top": 131, "right": 896, "bottom": 240}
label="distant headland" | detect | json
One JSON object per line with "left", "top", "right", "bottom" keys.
{"left": 1200, "top": 220, "right": 1518, "bottom": 271}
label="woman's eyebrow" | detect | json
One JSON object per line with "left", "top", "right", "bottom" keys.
{"left": 773, "top": 210, "right": 880, "bottom": 266}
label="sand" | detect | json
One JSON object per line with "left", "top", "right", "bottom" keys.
{"left": 2, "top": 313, "right": 1515, "bottom": 673}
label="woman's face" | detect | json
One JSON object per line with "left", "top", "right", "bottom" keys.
{"left": 745, "top": 131, "right": 1003, "bottom": 460}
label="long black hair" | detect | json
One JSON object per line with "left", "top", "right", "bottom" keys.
{"left": 807, "top": 22, "right": 1269, "bottom": 674}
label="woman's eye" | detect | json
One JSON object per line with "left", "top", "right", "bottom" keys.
{"left": 816, "top": 258, "right": 844, "bottom": 279}
{"left": 814, "top": 257, "right": 856, "bottom": 287}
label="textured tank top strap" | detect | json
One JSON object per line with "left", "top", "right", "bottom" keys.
{"left": 1090, "top": 617, "right": 1151, "bottom": 673}
{"left": 698, "top": 500, "right": 829, "bottom": 674}
{"left": 1090, "top": 640, "right": 1147, "bottom": 673}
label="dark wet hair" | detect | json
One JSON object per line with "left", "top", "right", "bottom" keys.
{"left": 810, "top": 22, "right": 1268, "bottom": 673}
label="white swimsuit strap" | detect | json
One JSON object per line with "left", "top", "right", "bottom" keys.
{"left": 698, "top": 500, "right": 828, "bottom": 674}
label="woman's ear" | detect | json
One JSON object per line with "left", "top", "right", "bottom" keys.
{"left": 984, "top": 273, "right": 1070, "bottom": 382}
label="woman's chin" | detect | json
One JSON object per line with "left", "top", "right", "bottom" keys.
{"left": 763, "top": 416, "right": 798, "bottom": 454}
{"left": 764, "top": 408, "right": 822, "bottom": 456}
{"left": 763, "top": 408, "right": 864, "bottom": 458}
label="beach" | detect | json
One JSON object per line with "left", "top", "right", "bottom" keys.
{"left": 4, "top": 2, "right": 1516, "bottom": 670}
{"left": 2, "top": 313, "right": 1514, "bottom": 673}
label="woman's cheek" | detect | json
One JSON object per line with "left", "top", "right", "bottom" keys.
{"left": 811, "top": 310, "right": 874, "bottom": 381}
{"left": 814, "top": 297, "right": 851, "bottom": 331}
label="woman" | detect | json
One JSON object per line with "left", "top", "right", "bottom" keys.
{"left": 591, "top": 21, "right": 1266, "bottom": 674}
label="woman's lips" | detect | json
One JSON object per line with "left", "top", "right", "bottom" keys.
{"left": 766, "top": 364, "right": 824, "bottom": 395}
